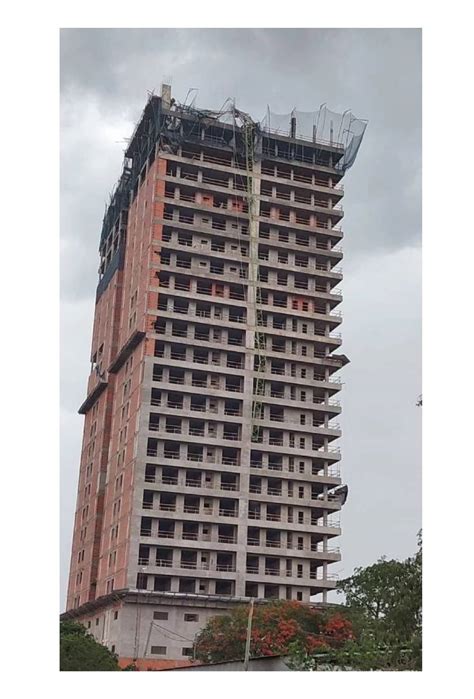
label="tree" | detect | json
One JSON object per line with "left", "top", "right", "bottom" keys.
{"left": 193, "top": 600, "right": 354, "bottom": 664}
{"left": 337, "top": 531, "right": 422, "bottom": 646}
{"left": 286, "top": 534, "right": 422, "bottom": 670}
{"left": 60, "top": 621, "right": 119, "bottom": 671}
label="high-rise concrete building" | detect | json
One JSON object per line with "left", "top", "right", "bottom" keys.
{"left": 62, "top": 85, "right": 366, "bottom": 668}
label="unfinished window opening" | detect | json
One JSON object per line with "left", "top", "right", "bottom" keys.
{"left": 150, "top": 646, "right": 167, "bottom": 655}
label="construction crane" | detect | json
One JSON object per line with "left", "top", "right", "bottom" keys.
{"left": 239, "top": 116, "right": 267, "bottom": 441}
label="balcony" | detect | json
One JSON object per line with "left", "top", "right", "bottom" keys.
{"left": 266, "top": 513, "right": 281, "bottom": 522}
{"left": 156, "top": 559, "right": 173, "bottom": 568}
{"left": 184, "top": 505, "right": 200, "bottom": 514}
{"left": 159, "top": 503, "right": 176, "bottom": 512}
{"left": 216, "top": 563, "right": 236, "bottom": 572}
{"left": 218, "top": 535, "right": 237, "bottom": 544}
{"left": 219, "top": 508, "right": 238, "bottom": 518}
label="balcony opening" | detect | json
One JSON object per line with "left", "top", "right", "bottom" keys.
{"left": 179, "top": 578, "right": 196, "bottom": 594}
{"left": 158, "top": 271, "right": 171, "bottom": 288}
{"left": 219, "top": 498, "right": 238, "bottom": 517}
{"left": 229, "top": 284, "right": 245, "bottom": 300}
{"left": 156, "top": 548, "right": 173, "bottom": 568}
{"left": 269, "top": 429, "right": 283, "bottom": 446}
{"left": 216, "top": 553, "right": 235, "bottom": 572}
{"left": 223, "top": 424, "right": 240, "bottom": 441}
{"left": 249, "top": 502, "right": 261, "bottom": 520}
{"left": 167, "top": 392, "right": 183, "bottom": 410}
{"left": 187, "top": 445, "right": 204, "bottom": 462}
{"left": 162, "top": 467, "right": 178, "bottom": 485}
{"left": 215, "top": 580, "right": 233, "bottom": 596}
{"left": 152, "top": 365, "right": 163, "bottom": 382}
{"left": 182, "top": 522, "right": 199, "bottom": 541}
{"left": 191, "top": 371, "right": 207, "bottom": 388}
{"left": 188, "top": 419, "right": 205, "bottom": 437}
{"left": 270, "top": 382, "right": 284, "bottom": 399}
{"left": 272, "top": 338, "right": 286, "bottom": 354}
{"left": 158, "top": 519, "right": 175, "bottom": 539}
{"left": 269, "top": 407, "right": 284, "bottom": 423}
{"left": 250, "top": 451, "right": 262, "bottom": 469}
{"left": 228, "top": 330, "right": 244, "bottom": 347}
{"left": 267, "top": 479, "right": 282, "bottom": 496}
{"left": 266, "top": 504, "right": 281, "bottom": 522}
{"left": 181, "top": 550, "right": 197, "bottom": 570}
{"left": 160, "top": 493, "right": 176, "bottom": 512}
{"left": 163, "top": 441, "right": 180, "bottom": 460}
{"left": 218, "top": 524, "right": 236, "bottom": 544}
{"left": 170, "top": 344, "right": 186, "bottom": 361}
{"left": 169, "top": 368, "right": 185, "bottom": 385}
{"left": 145, "top": 464, "right": 156, "bottom": 483}
{"left": 137, "top": 573, "right": 148, "bottom": 590}
{"left": 266, "top": 531, "right": 281, "bottom": 549}
{"left": 171, "top": 321, "right": 187, "bottom": 339}
{"left": 142, "top": 490, "right": 154, "bottom": 510}
{"left": 245, "top": 582, "right": 259, "bottom": 597}
{"left": 154, "top": 340, "right": 165, "bottom": 357}
{"left": 186, "top": 470, "right": 202, "bottom": 488}
{"left": 221, "top": 474, "right": 238, "bottom": 491}
{"left": 148, "top": 386, "right": 162, "bottom": 409}
{"left": 225, "top": 376, "right": 242, "bottom": 393}
{"left": 271, "top": 360, "right": 285, "bottom": 376}
{"left": 138, "top": 545, "right": 150, "bottom": 566}
{"left": 226, "top": 353, "right": 243, "bottom": 370}
{"left": 249, "top": 476, "right": 262, "bottom": 494}
{"left": 190, "top": 395, "right": 206, "bottom": 413}
{"left": 147, "top": 438, "right": 158, "bottom": 457}
{"left": 184, "top": 495, "right": 200, "bottom": 514}
{"left": 222, "top": 448, "right": 239, "bottom": 466}
{"left": 246, "top": 555, "right": 259, "bottom": 574}
{"left": 178, "top": 232, "right": 192, "bottom": 247}
{"left": 140, "top": 517, "right": 152, "bottom": 537}
{"left": 273, "top": 293, "right": 287, "bottom": 308}
{"left": 165, "top": 417, "right": 181, "bottom": 435}
{"left": 173, "top": 300, "right": 189, "bottom": 315}
{"left": 263, "top": 584, "right": 279, "bottom": 599}
{"left": 247, "top": 527, "right": 260, "bottom": 546}
{"left": 224, "top": 399, "right": 241, "bottom": 416}
{"left": 268, "top": 456, "right": 283, "bottom": 471}
{"left": 154, "top": 576, "right": 171, "bottom": 592}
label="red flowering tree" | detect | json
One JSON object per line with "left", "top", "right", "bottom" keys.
{"left": 193, "top": 601, "right": 353, "bottom": 664}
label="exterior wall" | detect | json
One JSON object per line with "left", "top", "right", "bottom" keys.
{"left": 95, "top": 154, "right": 166, "bottom": 598}
{"left": 67, "top": 272, "right": 123, "bottom": 609}
{"left": 68, "top": 593, "right": 258, "bottom": 668}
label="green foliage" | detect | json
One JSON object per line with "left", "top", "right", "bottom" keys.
{"left": 60, "top": 621, "right": 120, "bottom": 671}
{"left": 193, "top": 600, "right": 354, "bottom": 664}
{"left": 337, "top": 531, "right": 422, "bottom": 646}
{"left": 287, "top": 533, "right": 422, "bottom": 671}
{"left": 287, "top": 635, "right": 421, "bottom": 671}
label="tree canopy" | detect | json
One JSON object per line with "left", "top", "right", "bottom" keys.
{"left": 288, "top": 533, "right": 422, "bottom": 670}
{"left": 60, "top": 621, "right": 119, "bottom": 671}
{"left": 193, "top": 600, "right": 354, "bottom": 664}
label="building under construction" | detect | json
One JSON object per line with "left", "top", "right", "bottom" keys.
{"left": 62, "top": 84, "right": 366, "bottom": 669}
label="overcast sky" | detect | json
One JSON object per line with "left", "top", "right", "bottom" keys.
{"left": 60, "top": 28, "right": 421, "bottom": 609}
